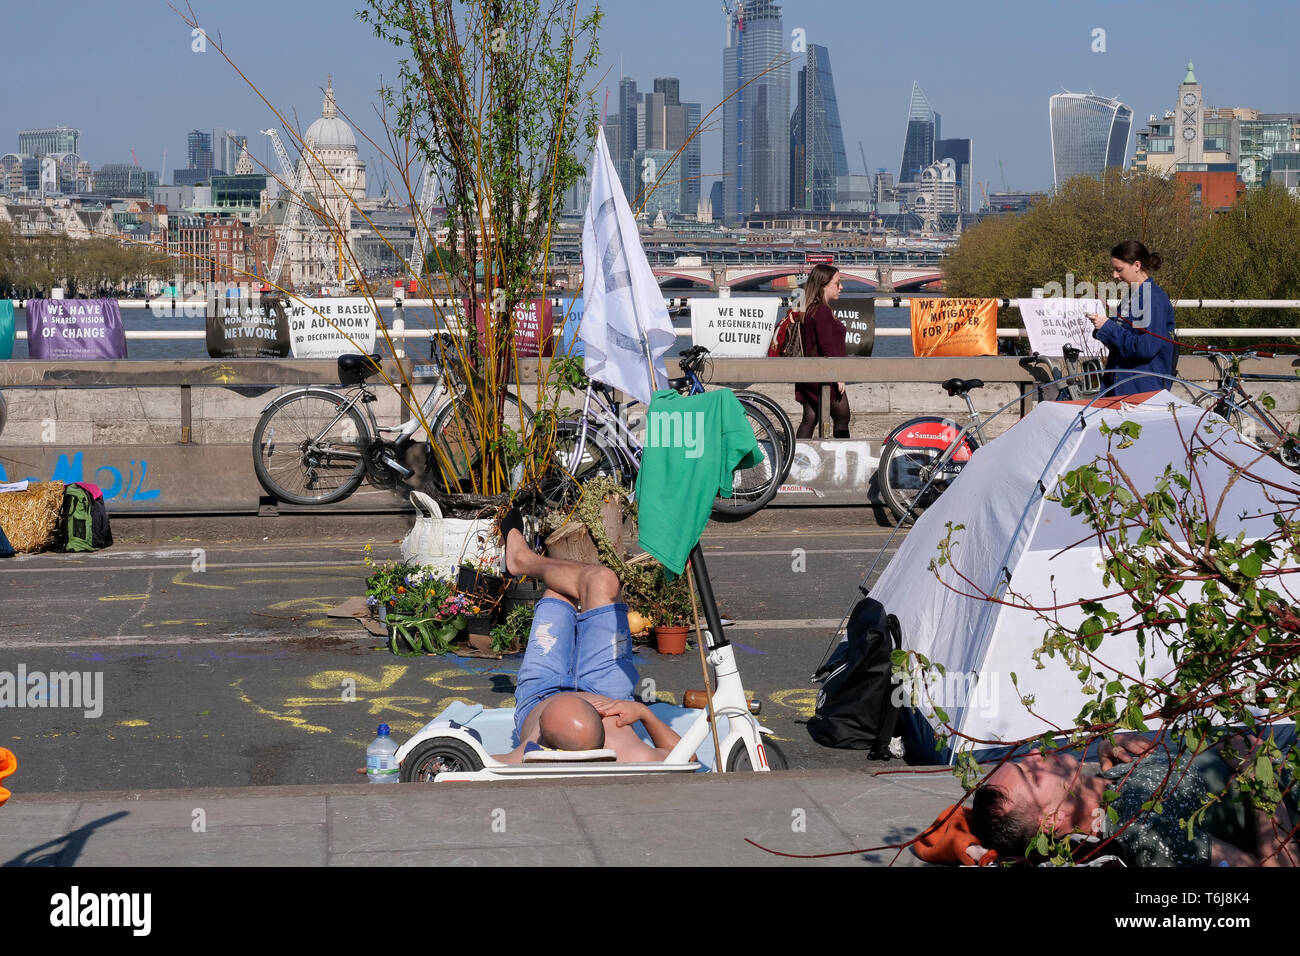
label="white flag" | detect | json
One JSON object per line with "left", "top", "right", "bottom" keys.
{"left": 580, "top": 128, "right": 676, "bottom": 405}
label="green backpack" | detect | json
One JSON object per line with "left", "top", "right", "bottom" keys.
{"left": 58, "top": 485, "right": 96, "bottom": 552}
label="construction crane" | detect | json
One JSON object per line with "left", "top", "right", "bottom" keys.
{"left": 998, "top": 159, "right": 1009, "bottom": 192}
{"left": 262, "top": 127, "right": 329, "bottom": 287}
{"left": 721, "top": 0, "right": 744, "bottom": 219}
{"left": 858, "top": 141, "right": 869, "bottom": 176}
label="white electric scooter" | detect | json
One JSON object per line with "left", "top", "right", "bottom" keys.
{"left": 395, "top": 543, "right": 789, "bottom": 781}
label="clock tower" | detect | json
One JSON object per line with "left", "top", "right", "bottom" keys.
{"left": 1178, "top": 61, "right": 1203, "bottom": 165}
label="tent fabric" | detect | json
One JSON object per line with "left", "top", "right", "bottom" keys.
{"left": 871, "top": 391, "right": 1300, "bottom": 763}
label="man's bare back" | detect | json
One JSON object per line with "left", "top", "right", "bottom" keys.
{"left": 496, "top": 692, "right": 679, "bottom": 764}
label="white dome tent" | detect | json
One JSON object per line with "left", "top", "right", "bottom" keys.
{"left": 869, "top": 390, "right": 1300, "bottom": 764}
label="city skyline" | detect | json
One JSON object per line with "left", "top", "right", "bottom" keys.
{"left": 1, "top": 0, "right": 1298, "bottom": 196}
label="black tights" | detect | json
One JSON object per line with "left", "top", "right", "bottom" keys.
{"left": 796, "top": 392, "right": 850, "bottom": 439}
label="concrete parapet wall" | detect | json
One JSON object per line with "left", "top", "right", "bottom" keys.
{"left": 3, "top": 355, "right": 1297, "bottom": 513}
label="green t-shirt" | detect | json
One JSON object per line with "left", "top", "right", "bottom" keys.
{"left": 636, "top": 389, "right": 761, "bottom": 575}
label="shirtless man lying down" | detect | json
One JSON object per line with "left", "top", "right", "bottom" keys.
{"left": 493, "top": 508, "right": 683, "bottom": 764}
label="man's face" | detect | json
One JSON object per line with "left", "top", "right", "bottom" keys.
{"left": 985, "top": 751, "right": 1082, "bottom": 835}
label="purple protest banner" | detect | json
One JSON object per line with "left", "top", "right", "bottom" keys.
{"left": 26, "top": 299, "right": 128, "bottom": 360}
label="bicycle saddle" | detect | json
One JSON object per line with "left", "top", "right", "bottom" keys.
{"left": 940, "top": 378, "right": 984, "bottom": 397}
{"left": 337, "top": 352, "right": 384, "bottom": 384}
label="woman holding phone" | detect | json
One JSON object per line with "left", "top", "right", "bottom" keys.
{"left": 1087, "top": 240, "right": 1177, "bottom": 397}
{"left": 794, "top": 263, "right": 850, "bottom": 439}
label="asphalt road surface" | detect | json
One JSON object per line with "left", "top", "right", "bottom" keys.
{"left": 0, "top": 507, "right": 910, "bottom": 793}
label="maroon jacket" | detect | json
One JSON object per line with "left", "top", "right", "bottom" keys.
{"left": 795, "top": 303, "right": 847, "bottom": 408}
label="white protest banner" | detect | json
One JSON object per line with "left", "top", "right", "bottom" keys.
{"left": 1016, "top": 298, "right": 1109, "bottom": 359}
{"left": 287, "top": 297, "right": 378, "bottom": 358}
{"left": 690, "top": 297, "right": 781, "bottom": 357}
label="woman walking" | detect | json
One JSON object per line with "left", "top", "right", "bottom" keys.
{"left": 794, "top": 263, "right": 850, "bottom": 439}
{"left": 1087, "top": 240, "right": 1177, "bottom": 397}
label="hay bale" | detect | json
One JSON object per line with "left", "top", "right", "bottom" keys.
{"left": 0, "top": 482, "right": 65, "bottom": 553}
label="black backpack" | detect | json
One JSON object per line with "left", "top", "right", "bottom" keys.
{"left": 807, "top": 596, "right": 903, "bottom": 758}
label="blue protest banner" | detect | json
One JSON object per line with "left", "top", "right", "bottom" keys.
{"left": 557, "top": 297, "right": 584, "bottom": 359}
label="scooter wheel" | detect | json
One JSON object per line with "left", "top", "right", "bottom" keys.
{"left": 725, "top": 735, "right": 788, "bottom": 772}
{"left": 400, "top": 739, "right": 484, "bottom": 782}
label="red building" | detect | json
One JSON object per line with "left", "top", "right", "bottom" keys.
{"left": 1174, "top": 165, "right": 1246, "bottom": 212}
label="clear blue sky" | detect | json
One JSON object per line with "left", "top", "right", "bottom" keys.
{"left": 2, "top": 0, "right": 1295, "bottom": 194}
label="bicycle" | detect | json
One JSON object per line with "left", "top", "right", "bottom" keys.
{"left": 540, "top": 346, "right": 795, "bottom": 518}
{"left": 252, "top": 339, "right": 533, "bottom": 506}
{"left": 876, "top": 350, "right": 1087, "bottom": 524}
{"left": 1193, "top": 350, "right": 1300, "bottom": 469}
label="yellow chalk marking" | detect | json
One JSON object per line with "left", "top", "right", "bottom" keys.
{"left": 118, "top": 719, "right": 149, "bottom": 727}
{"left": 171, "top": 570, "right": 234, "bottom": 591}
{"left": 231, "top": 678, "right": 331, "bottom": 734}
{"left": 768, "top": 688, "right": 818, "bottom": 719}
{"left": 98, "top": 594, "right": 150, "bottom": 602}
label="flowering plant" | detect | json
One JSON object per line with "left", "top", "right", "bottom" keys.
{"left": 365, "top": 558, "right": 467, "bottom": 655}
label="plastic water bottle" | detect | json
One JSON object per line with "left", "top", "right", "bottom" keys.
{"left": 366, "top": 724, "right": 399, "bottom": 784}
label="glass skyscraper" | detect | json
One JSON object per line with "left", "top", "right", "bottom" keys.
{"left": 187, "top": 130, "right": 214, "bottom": 173}
{"left": 935, "top": 137, "right": 973, "bottom": 213}
{"left": 1049, "top": 93, "right": 1132, "bottom": 189}
{"left": 790, "top": 44, "right": 848, "bottom": 211}
{"left": 899, "top": 82, "right": 940, "bottom": 184}
{"left": 723, "top": 0, "right": 789, "bottom": 223}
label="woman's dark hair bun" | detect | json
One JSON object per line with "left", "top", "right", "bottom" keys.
{"left": 1111, "top": 239, "right": 1160, "bottom": 272}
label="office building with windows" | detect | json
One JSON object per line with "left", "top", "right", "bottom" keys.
{"left": 1049, "top": 92, "right": 1132, "bottom": 188}
{"left": 187, "top": 130, "right": 214, "bottom": 173}
{"left": 935, "top": 137, "right": 973, "bottom": 213}
{"left": 606, "top": 75, "right": 701, "bottom": 219}
{"left": 790, "top": 44, "right": 848, "bottom": 211}
{"left": 899, "top": 82, "right": 940, "bottom": 184}
{"left": 212, "top": 128, "right": 245, "bottom": 179}
{"left": 722, "top": 0, "right": 789, "bottom": 223}
{"left": 18, "top": 127, "right": 80, "bottom": 157}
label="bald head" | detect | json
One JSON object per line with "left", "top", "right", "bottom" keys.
{"left": 537, "top": 695, "right": 605, "bottom": 751}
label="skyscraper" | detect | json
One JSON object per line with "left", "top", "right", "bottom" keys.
{"left": 790, "top": 44, "right": 848, "bottom": 211}
{"left": 610, "top": 75, "right": 701, "bottom": 219}
{"left": 187, "top": 130, "right": 214, "bottom": 172}
{"left": 723, "top": 0, "right": 789, "bottom": 223}
{"left": 935, "top": 137, "right": 973, "bottom": 213}
{"left": 1049, "top": 92, "right": 1132, "bottom": 189}
{"left": 212, "top": 128, "right": 244, "bottom": 176}
{"left": 899, "top": 82, "right": 940, "bottom": 183}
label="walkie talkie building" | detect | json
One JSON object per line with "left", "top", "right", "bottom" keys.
{"left": 1049, "top": 92, "right": 1133, "bottom": 189}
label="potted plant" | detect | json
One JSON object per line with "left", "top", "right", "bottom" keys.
{"left": 382, "top": 567, "right": 472, "bottom": 656}
{"left": 456, "top": 555, "right": 505, "bottom": 605}
{"left": 364, "top": 557, "right": 423, "bottom": 624}
{"left": 646, "top": 571, "right": 695, "bottom": 655}
{"left": 486, "top": 604, "right": 534, "bottom": 655}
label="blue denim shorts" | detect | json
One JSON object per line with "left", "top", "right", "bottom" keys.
{"left": 512, "top": 598, "right": 637, "bottom": 746}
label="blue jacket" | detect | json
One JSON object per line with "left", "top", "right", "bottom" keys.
{"left": 1093, "top": 279, "right": 1177, "bottom": 396}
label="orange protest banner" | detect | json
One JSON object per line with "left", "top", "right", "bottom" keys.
{"left": 910, "top": 298, "right": 999, "bottom": 356}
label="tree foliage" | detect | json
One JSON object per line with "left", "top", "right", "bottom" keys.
{"left": 359, "top": 0, "right": 602, "bottom": 495}
{"left": 0, "top": 223, "right": 173, "bottom": 298}
{"left": 1178, "top": 185, "right": 1300, "bottom": 332}
{"left": 944, "top": 171, "right": 1207, "bottom": 323}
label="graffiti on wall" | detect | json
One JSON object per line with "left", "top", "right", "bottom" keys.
{"left": 0, "top": 451, "right": 160, "bottom": 501}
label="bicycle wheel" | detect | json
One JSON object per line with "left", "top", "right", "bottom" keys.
{"left": 427, "top": 389, "right": 533, "bottom": 492}
{"left": 877, "top": 417, "right": 979, "bottom": 524}
{"left": 712, "top": 403, "right": 783, "bottom": 519}
{"left": 252, "top": 390, "right": 368, "bottom": 505}
{"left": 734, "top": 390, "right": 795, "bottom": 485}
{"left": 1194, "top": 393, "right": 1300, "bottom": 469}
{"left": 540, "top": 421, "right": 626, "bottom": 508}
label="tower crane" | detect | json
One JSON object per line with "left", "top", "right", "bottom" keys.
{"left": 261, "top": 127, "right": 329, "bottom": 287}
{"left": 858, "top": 141, "right": 869, "bottom": 176}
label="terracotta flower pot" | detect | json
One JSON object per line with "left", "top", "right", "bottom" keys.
{"left": 653, "top": 625, "right": 689, "bottom": 655}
